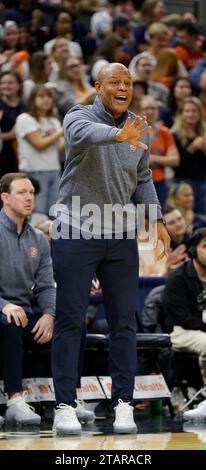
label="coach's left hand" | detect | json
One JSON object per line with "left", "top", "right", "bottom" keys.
{"left": 155, "top": 221, "right": 170, "bottom": 260}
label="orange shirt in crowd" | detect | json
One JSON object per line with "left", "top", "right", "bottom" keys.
{"left": 175, "top": 45, "right": 202, "bottom": 71}
{"left": 151, "top": 124, "right": 177, "bottom": 182}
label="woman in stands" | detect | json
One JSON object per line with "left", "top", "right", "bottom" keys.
{"left": 150, "top": 48, "right": 179, "bottom": 89}
{"left": 172, "top": 96, "right": 206, "bottom": 215}
{"left": 56, "top": 56, "right": 96, "bottom": 122}
{"left": 140, "top": 95, "right": 179, "bottom": 205}
{"left": 23, "top": 51, "right": 53, "bottom": 104}
{"left": 165, "top": 182, "right": 206, "bottom": 232}
{"left": 159, "top": 76, "right": 192, "bottom": 128}
{"left": 15, "top": 85, "right": 64, "bottom": 215}
{"left": 0, "top": 71, "right": 25, "bottom": 178}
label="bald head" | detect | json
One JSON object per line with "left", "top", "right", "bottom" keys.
{"left": 95, "top": 62, "right": 133, "bottom": 119}
{"left": 96, "top": 62, "right": 131, "bottom": 84}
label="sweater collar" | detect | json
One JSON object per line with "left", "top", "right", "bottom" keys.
{"left": 93, "top": 96, "right": 129, "bottom": 126}
{"left": 0, "top": 209, "right": 29, "bottom": 234}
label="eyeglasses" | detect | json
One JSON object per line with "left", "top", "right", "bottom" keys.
{"left": 141, "top": 107, "right": 157, "bottom": 111}
{"left": 66, "top": 64, "right": 80, "bottom": 69}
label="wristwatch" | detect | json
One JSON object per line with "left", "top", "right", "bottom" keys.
{"left": 156, "top": 218, "right": 166, "bottom": 226}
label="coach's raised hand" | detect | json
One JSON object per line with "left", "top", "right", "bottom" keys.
{"left": 115, "top": 115, "right": 151, "bottom": 150}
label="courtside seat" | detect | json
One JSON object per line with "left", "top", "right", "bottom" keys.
{"left": 85, "top": 333, "right": 171, "bottom": 349}
{"left": 86, "top": 334, "right": 109, "bottom": 348}
{"left": 136, "top": 333, "right": 171, "bottom": 349}
{"left": 0, "top": 330, "right": 171, "bottom": 381}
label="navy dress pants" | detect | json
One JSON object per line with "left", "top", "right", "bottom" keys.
{"left": 51, "top": 237, "right": 139, "bottom": 407}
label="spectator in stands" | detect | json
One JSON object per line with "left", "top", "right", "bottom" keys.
{"left": 130, "top": 22, "right": 188, "bottom": 79}
{"left": 118, "top": 0, "right": 136, "bottom": 20}
{"left": 91, "top": 33, "right": 126, "bottom": 82}
{"left": 0, "top": 21, "right": 30, "bottom": 80}
{"left": 0, "top": 21, "right": 19, "bottom": 57}
{"left": 44, "top": 11, "right": 83, "bottom": 60}
{"left": 112, "top": 13, "right": 136, "bottom": 62}
{"left": 161, "top": 13, "right": 180, "bottom": 47}
{"left": 48, "top": 37, "right": 70, "bottom": 83}
{"left": 129, "top": 22, "right": 170, "bottom": 75}
{"left": 23, "top": 52, "right": 52, "bottom": 104}
{"left": 129, "top": 79, "right": 148, "bottom": 115}
{"left": 164, "top": 207, "right": 189, "bottom": 273}
{"left": 90, "top": 1, "right": 113, "bottom": 47}
{"left": 0, "top": 71, "right": 25, "bottom": 179}
{"left": 165, "top": 183, "right": 206, "bottom": 232}
{"left": 140, "top": 95, "right": 179, "bottom": 205}
{"left": 4, "top": 0, "right": 32, "bottom": 25}
{"left": 0, "top": 172, "right": 55, "bottom": 426}
{"left": 56, "top": 56, "right": 96, "bottom": 121}
{"left": 189, "top": 39, "right": 206, "bottom": 94}
{"left": 15, "top": 85, "right": 64, "bottom": 216}
{"left": 150, "top": 48, "right": 179, "bottom": 89}
{"left": 61, "top": 0, "right": 96, "bottom": 63}
{"left": 30, "top": 8, "right": 50, "bottom": 52}
{"left": 162, "top": 228, "right": 206, "bottom": 420}
{"left": 181, "top": 12, "right": 197, "bottom": 25}
{"left": 198, "top": 70, "right": 206, "bottom": 114}
{"left": 130, "top": 54, "right": 168, "bottom": 105}
{"left": 18, "top": 24, "right": 32, "bottom": 54}
{"left": 159, "top": 76, "right": 192, "bottom": 128}
{"left": 51, "top": 62, "right": 170, "bottom": 435}
{"left": 175, "top": 20, "right": 202, "bottom": 72}
{"left": 134, "top": 0, "right": 166, "bottom": 53}
{"left": 172, "top": 97, "right": 206, "bottom": 215}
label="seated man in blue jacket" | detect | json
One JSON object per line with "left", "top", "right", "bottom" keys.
{"left": 0, "top": 172, "right": 56, "bottom": 426}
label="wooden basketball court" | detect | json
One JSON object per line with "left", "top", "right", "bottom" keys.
{"left": 0, "top": 417, "right": 205, "bottom": 450}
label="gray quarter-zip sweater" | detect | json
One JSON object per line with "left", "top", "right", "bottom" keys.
{"left": 0, "top": 210, "right": 56, "bottom": 315}
{"left": 56, "top": 96, "right": 162, "bottom": 234}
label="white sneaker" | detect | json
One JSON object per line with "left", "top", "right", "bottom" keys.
{"left": 0, "top": 415, "right": 4, "bottom": 427}
{"left": 75, "top": 399, "right": 95, "bottom": 423}
{"left": 5, "top": 394, "right": 41, "bottom": 425}
{"left": 183, "top": 422, "right": 206, "bottom": 433}
{"left": 53, "top": 404, "right": 82, "bottom": 435}
{"left": 113, "top": 399, "right": 137, "bottom": 434}
{"left": 183, "top": 399, "right": 206, "bottom": 421}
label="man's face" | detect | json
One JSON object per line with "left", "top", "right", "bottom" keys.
{"left": 3, "top": 178, "right": 34, "bottom": 218}
{"left": 56, "top": 13, "right": 72, "bottom": 35}
{"left": 151, "top": 33, "right": 169, "bottom": 51}
{"left": 196, "top": 237, "right": 206, "bottom": 268}
{"left": 95, "top": 66, "right": 133, "bottom": 119}
{"left": 177, "top": 187, "right": 194, "bottom": 209}
{"left": 177, "top": 30, "right": 194, "bottom": 50}
{"left": 141, "top": 97, "right": 158, "bottom": 125}
{"left": 165, "top": 209, "right": 186, "bottom": 239}
{"left": 136, "top": 58, "right": 152, "bottom": 81}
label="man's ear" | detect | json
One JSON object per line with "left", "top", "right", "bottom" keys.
{"left": 0, "top": 192, "right": 9, "bottom": 205}
{"left": 95, "top": 80, "right": 101, "bottom": 95}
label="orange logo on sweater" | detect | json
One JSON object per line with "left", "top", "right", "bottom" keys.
{"left": 31, "top": 247, "right": 37, "bottom": 257}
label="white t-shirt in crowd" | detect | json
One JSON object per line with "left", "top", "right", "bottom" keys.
{"left": 15, "top": 113, "right": 61, "bottom": 172}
